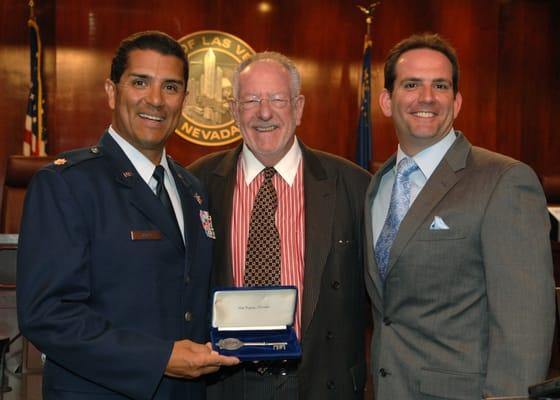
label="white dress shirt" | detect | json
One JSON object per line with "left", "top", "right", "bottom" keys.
{"left": 241, "top": 136, "right": 302, "bottom": 186}
{"left": 108, "top": 126, "right": 185, "bottom": 240}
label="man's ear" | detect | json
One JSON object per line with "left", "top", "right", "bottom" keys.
{"left": 105, "top": 79, "right": 117, "bottom": 110}
{"left": 379, "top": 89, "right": 393, "bottom": 117}
{"left": 294, "top": 95, "right": 305, "bottom": 126}
{"left": 453, "top": 91, "right": 462, "bottom": 118}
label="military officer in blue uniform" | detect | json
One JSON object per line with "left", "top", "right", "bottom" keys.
{"left": 16, "top": 31, "right": 239, "bottom": 400}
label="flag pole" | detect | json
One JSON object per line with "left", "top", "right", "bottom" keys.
{"left": 356, "top": 2, "right": 380, "bottom": 37}
{"left": 23, "top": 0, "right": 47, "bottom": 156}
{"left": 355, "top": 2, "right": 380, "bottom": 171}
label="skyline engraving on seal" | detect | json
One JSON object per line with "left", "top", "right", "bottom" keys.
{"left": 176, "top": 30, "right": 256, "bottom": 146}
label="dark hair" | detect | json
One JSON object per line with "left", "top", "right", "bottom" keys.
{"left": 384, "top": 33, "right": 459, "bottom": 95}
{"left": 110, "top": 31, "right": 188, "bottom": 87}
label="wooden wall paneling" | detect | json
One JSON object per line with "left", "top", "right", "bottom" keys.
{"left": 1, "top": 0, "right": 559, "bottom": 192}
{"left": 545, "top": 0, "right": 560, "bottom": 175}
{"left": 0, "top": 0, "right": 29, "bottom": 204}
{"left": 497, "top": 0, "right": 524, "bottom": 162}
{"left": 520, "top": 1, "right": 552, "bottom": 176}
{"left": 432, "top": 0, "right": 500, "bottom": 152}
{"left": 51, "top": 0, "right": 371, "bottom": 166}
{"left": 368, "top": 0, "right": 439, "bottom": 163}
{"left": 497, "top": 0, "right": 557, "bottom": 177}
{"left": 515, "top": 0, "right": 551, "bottom": 176}
{"left": 285, "top": 0, "right": 365, "bottom": 160}
{"left": 367, "top": 0, "right": 501, "bottom": 163}
{"left": 0, "top": 0, "right": 54, "bottom": 209}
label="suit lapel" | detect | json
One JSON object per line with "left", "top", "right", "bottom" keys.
{"left": 365, "top": 155, "right": 396, "bottom": 306}
{"left": 100, "top": 133, "right": 185, "bottom": 253}
{"left": 209, "top": 146, "right": 242, "bottom": 287}
{"left": 300, "top": 143, "right": 336, "bottom": 338}
{"left": 385, "top": 133, "right": 471, "bottom": 279}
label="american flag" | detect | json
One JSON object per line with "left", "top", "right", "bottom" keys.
{"left": 23, "top": 17, "right": 47, "bottom": 156}
{"left": 355, "top": 33, "right": 372, "bottom": 170}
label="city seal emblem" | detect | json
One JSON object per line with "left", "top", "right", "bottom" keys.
{"left": 176, "top": 30, "right": 256, "bottom": 146}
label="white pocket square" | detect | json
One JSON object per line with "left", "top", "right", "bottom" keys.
{"left": 429, "top": 216, "right": 450, "bottom": 230}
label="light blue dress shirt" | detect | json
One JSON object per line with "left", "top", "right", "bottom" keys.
{"left": 372, "top": 130, "right": 458, "bottom": 244}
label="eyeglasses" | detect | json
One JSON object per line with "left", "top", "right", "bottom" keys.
{"left": 234, "top": 96, "right": 297, "bottom": 110}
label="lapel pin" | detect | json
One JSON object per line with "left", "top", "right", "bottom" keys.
{"left": 193, "top": 193, "right": 203, "bottom": 205}
{"left": 53, "top": 158, "right": 67, "bottom": 166}
{"left": 122, "top": 171, "right": 134, "bottom": 178}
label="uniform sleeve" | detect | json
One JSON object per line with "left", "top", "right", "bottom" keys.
{"left": 16, "top": 168, "right": 172, "bottom": 399}
{"left": 481, "top": 162, "right": 555, "bottom": 396}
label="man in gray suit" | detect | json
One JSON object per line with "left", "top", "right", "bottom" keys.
{"left": 365, "top": 33, "right": 555, "bottom": 399}
{"left": 189, "top": 51, "right": 371, "bottom": 399}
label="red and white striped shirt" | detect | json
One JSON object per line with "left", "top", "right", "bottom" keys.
{"left": 231, "top": 141, "right": 305, "bottom": 337}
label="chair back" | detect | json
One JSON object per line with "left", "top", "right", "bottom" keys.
{"left": 0, "top": 250, "right": 16, "bottom": 290}
{"left": 1, "top": 155, "right": 55, "bottom": 233}
{"left": 0, "top": 237, "right": 17, "bottom": 334}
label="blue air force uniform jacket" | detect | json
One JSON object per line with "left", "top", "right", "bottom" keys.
{"left": 17, "top": 132, "right": 215, "bottom": 399}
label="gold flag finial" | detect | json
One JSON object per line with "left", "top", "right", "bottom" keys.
{"left": 28, "top": 0, "right": 35, "bottom": 19}
{"left": 357, "top": 2, "right": 381, "bottom": 35}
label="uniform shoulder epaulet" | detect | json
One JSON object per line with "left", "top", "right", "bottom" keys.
{"left": 52, "top": 145, "right": 104, "bottom": 170}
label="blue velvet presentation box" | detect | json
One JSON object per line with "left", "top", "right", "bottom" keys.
{"left": 211, "top": 286, "right": 302, "bottom": 361}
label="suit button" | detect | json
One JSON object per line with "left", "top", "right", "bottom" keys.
{"left": 331, "top": 281, "right": 340, "bottom": 289}
{"left": 383, "top": 317, "right": 392, "bottom": 326}
{"left": 327, "top": 379, "right": 336, "bottom": 390}
{"left": 184, "top": 311, "right": 193, "bottom": 321}
{"left": 379, "top": 368, "right": 391, "bottom": 377}
{"left": 326, "top": 331, "right": 334, "bottom": 340}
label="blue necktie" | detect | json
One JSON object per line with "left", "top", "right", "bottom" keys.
{"left": 375, "top": 157, "right": 419, "bottom": 281}
{"left": 153, "top": 165, "right": 177, "bottom": 221}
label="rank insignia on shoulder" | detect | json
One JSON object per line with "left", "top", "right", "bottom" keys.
{"left": 53, "top": 158, "right": 67, "bottom": 166}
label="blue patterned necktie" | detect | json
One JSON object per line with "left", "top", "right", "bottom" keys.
{"left": 375, "top": 157, "right": 419, "bottom": 281}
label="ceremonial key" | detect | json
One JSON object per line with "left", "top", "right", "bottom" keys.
{"left": 217, "top": 338, "right": 288, "bottom": 351}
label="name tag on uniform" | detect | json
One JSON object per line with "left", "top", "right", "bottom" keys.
{"left": 130, "top": 230, "right": 162, "bottom": 240}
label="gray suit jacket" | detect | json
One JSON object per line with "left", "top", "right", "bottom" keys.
{"left": 189, "top": 139, "right": 371, "bottom": 400}
{"left": 364, "top": 132, "right": 555, "bottom": 400}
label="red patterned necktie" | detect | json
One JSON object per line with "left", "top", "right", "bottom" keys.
{"left": 244, "top": 167, "right": 281, "bottom": 286}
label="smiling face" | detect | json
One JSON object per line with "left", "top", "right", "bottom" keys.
{"left": 105, "top": 49, "right": 187, "bottom": 164}
{"left": 379, "top": 48, "right": 462, "bottom": 156}
{"left": 231, "top": 60, "right": 305, "bottom": 166}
